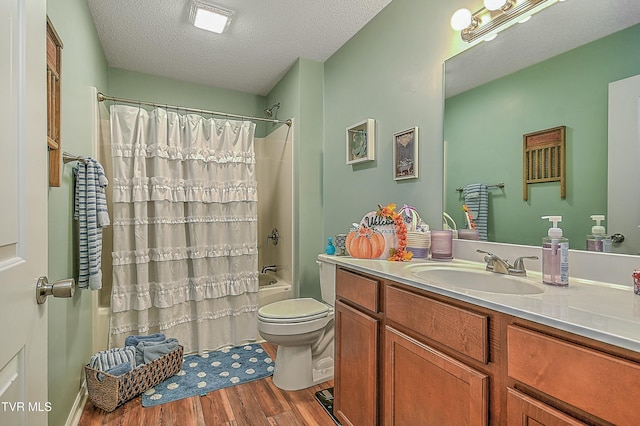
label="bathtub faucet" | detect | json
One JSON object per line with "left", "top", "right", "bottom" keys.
{"left": 261, "top": 265, "right": 278, "bottom": 274}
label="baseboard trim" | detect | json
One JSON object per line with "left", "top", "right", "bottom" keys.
{"left": 65, "top": 378, "right": 87, "bottom": 426}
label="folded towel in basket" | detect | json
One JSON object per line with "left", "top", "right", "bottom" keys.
{"left": 135, "top": 338, "right": 180, "bottom": 365}
{"left": 89, "top": 346, "right": 137, "bottom": 371}
{"left": 125, "top": 333, "right": 166, "bottom": 347}
{"left": 105, "top": 361, "right": 133, "bottom": 376}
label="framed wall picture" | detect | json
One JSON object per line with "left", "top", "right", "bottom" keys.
{"left": 346, "top": 119, "right": 375, "bottom": 164}
{"left": 393, "top": 127, "right": 418, "bottom": 180}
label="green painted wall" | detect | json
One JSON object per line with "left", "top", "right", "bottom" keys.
{"left": 46, "top": 0, "right": 108, "bottom": 425}
{"left": 322, "top": 0, "right": 469, "bottom": 243}
{"left": 297, "top": 60, "right": 324, "bottom": 298}
{"left": 444, "top": 24, "right": 640, "bottom": 248}
{"left": 265, "top": 58, "right": 324, "bottom": 299}
{"left": 107, "top": 68, "right": 268, "bottom": 136}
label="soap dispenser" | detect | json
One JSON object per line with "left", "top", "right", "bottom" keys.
{"left": 586, "top": 215, "right": 612, "bottom": 253}
{"left": 541, "top": 216, "right": 569, "bottom": 286}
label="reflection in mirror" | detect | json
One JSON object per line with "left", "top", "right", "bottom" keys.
{"left": 443, "top": 0, "right": 640, "bottom": 254}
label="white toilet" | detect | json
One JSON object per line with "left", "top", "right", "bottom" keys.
{"left": 257, "top": 259, "right": 335, "bottom": 391}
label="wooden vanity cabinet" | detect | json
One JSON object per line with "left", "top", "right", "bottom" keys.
{"left": 334, "top": 268, "right": 383, "bottom": 426}
{"left": 334, "top": 265, "right": 640, "bottom": 425}
{"left": 506, "top": 323, "right": 640, "bottom": 426}
{"left": 384, "top": 283, "right": 494, "bottom": 425}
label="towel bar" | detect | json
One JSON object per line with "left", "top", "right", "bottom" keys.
{"left": 456, "top": 182, "right": 504, "bottom": 192}
{"left": 62, "top": 151, "right": 87, "bottom": 164}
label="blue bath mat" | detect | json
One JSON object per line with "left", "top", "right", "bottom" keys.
{"left": 141, "top": 343, "right": 274, "bottom": 407}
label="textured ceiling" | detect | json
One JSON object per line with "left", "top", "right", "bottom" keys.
{"left": 87, "top": 0, "right": 393, "bottom": 96}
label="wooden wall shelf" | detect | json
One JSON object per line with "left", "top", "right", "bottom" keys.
{"left": 47, "top": 17, "right": 63, "bottom": 187}
{"left": 523, "top": 126, "right": 566, "bottom": 201}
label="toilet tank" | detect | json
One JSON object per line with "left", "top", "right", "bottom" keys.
{"left": 318, "top": 259, "right": 336, "bottom": 306}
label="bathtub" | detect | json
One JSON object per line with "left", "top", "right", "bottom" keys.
{"left": 258, "top": 278, "right": 293, "bottom": 307}
{"left": 92, "top": 276, "right": 293, "bottom": 352}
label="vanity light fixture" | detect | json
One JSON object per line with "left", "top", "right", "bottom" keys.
{"left": 451, "top": 0, "right": 561, "bottom": 43}
{"left": 484, "top": 0, "right": 513, "bottom": 11}
{"left": 188, "top": 0, "right": 234, "bottom": 34}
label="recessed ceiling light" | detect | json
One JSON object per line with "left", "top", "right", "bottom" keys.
{"left": 188, "top": 1, "right": 234, "bottom": 34}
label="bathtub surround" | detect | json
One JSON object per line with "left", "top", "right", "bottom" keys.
{"left": 256, "top": 123, "right": 294, "bottom": 286}
{"left": 108, "top": 104, "right": 259, "bottom": 354}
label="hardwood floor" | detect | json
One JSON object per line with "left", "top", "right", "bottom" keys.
{"left": 78, "top": 343, "right": 336, "bottom": 426}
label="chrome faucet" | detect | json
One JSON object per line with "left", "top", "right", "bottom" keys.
{"left": 261, "top": 265, "right": 277, "bottom": 274}
{"left": 511, "top": 256, "right": 539, "bottom": 276}
{"left": 477, "top": 249, "right": 511, "bottom": 274}
{"left": 476, "top": 249, "right": 538, "bottom": 277}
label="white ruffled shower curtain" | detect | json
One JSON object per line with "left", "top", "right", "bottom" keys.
{"left": 108, "top": 104, "right": 258, "bottom": 354}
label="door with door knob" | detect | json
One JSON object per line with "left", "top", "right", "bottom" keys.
{"left": 0, "top": 1, "right": 49, "bottom": 424}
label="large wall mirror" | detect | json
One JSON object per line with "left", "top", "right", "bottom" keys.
{"left": 444, "top": 0, "right": 640, "bottom": 254}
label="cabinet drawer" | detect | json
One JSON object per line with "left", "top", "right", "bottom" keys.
{"left": 507, "top": 388, "right": 585, "bottom": 425}
{"left": 336, "top": 268, "right": 379, "bottom": 313}
{"left": 508, "top": 325, "right": 640, "bottom": 426}
{"left": 386, "top": 285, "right": 488, "bottom": 363}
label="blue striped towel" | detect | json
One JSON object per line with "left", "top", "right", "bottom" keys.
{"left": 89, "top": 346, "right": 137, "bottom": 371}
{"left": 462, "top": 183, "right": 489, "bottom": 241}
{"left": 74, "top": 158, "right": 110, "bottom": 290}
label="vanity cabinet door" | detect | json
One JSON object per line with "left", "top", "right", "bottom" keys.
{"left": 384, "top": 326, "right": 488, "bottom": 426}
{"left": 507, "top": 388, "right": 586, "bottom": 426}
{"left": 334, "top": 299, "right": 379, "bottom": 426}
{"left": 508, "top": 325, "right": 640, "bottom": 425}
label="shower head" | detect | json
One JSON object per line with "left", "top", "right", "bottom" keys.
{"left": 264, "top": 102, "right": 281, "bottom": 117}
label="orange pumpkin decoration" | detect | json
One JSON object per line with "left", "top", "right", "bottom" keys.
{"left": 346, "top": 225, "right": 386, "bottom": 259}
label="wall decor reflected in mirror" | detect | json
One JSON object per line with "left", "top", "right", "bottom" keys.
{"left": 393, "top": 127, "right": 418, "bottom": 180}
{"left": 443, "top": 0, "right": 640, "bottom": 254}
{"left": 346, "top": 118, "right": 375, "bottom": 165}
{"left": 522, "top": 126, "right": 565, "bottom": 201}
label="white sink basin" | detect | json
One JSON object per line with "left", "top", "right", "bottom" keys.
{"left": 411, "top": 267, "right": 544, "bottom": 295}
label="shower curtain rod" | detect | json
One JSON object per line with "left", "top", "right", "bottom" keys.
{"left": 97, "top": 92, "right": 292, "bottom": 127}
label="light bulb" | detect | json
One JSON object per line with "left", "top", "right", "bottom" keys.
{"left": 451, "top": 8, "right": 473, "bottom": 31}
{"left": 484, "top": 0, "right": 509, "bottom": 11}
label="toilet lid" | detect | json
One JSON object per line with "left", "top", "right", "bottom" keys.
{"left": 258, "top": 298, "right": 329, "bottom": 323}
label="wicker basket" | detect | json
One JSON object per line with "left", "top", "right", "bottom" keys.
{"left": 402, "top": 207, "right": 430, "bottom": 258}
{"left": 85, "top": 345, "right": 184, "bottom": 412}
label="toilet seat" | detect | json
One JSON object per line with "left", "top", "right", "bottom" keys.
{"left": 258, "top": 298, "right": 330, "bottom": 324}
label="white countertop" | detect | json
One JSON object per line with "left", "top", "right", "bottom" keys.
{"left": 319, "top": 253, "right": 640, "bottom": 353}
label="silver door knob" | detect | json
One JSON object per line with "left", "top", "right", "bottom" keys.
{"left": 36, "top": 276, "right": 75, "bottom": 304}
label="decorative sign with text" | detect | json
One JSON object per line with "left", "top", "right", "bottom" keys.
{"left": 355, "top": 211, "right": 398, "bottom": 260}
